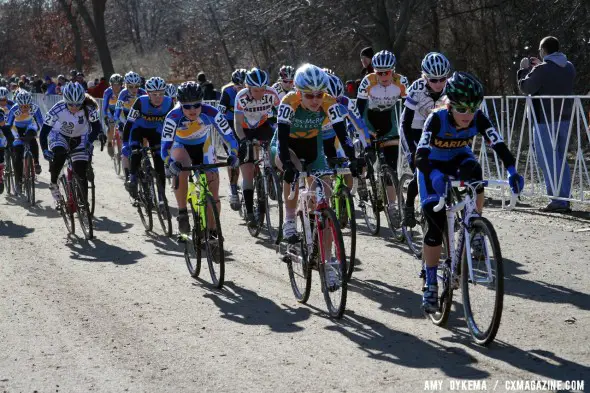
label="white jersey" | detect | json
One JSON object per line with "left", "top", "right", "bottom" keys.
{"left": 271, "top": 82, "right": 292, "bottom": 101}
{"left": 234, "top": 87, "right": 280, "bottom": 129}
{"left": 44, "top": 101, "right": 100, "bottom": 137}
{"left": 357, "top": 73, "right": 407, "bottom": 111}
{"left": 404, "top": 77, "right": 446, "bottom": 129}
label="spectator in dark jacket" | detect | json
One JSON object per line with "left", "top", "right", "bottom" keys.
{"left": 197, "top": 72, "right": 216, "bottom": 100}
{"left": 44, "top": 76, "right": 57, "bottom": 95}
{"left": 517, "top": 36, "right": 576, "bottom": 213}
{"left": 354, "top": 47, "right": 374, "bottom": 97}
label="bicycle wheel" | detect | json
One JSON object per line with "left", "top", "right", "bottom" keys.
{"left": 58, "top": 175, "right": 75, "bottom": 234}
{"left": 424, "top": 230, "right": 452, "bottom": 326}
{"left": 381, "top": 167, "right": 403, "bottom": 242}
{"left": 113, "top": 139, "right": 122, "bottom": 176}
{"left": 5, "top": 150, "right": 13, "bottom": 195}
{"left": 461, "top": 216, "right": 504, "bottom": 346}
{"left": 73, "top": 176, "right": 93, "bottom": 240}
{"left": 264, "top": 167, "right": 283, "bottom": 244}
{"left": 203, "top": 193, "right": 225, "bottom": 288}
{"left": 136, "top": 172, "right": 153, "bottom": 231}
{"left": 287, "top": 211, "right": 312, "bottom": 303}
{"left": 247, "top": 172, "right": 265, "bottom": 237}
{"left": 332, "top": 186, "right": 356, "bottom": 280}
{"left": 398, "top": 173, "right": 425, "bottom": 258}
{"left": 355, "top": 170, "right": 380, "bottom": 235}
{"left": 153, "top": 172, "right": 172, "bottom": 237}
{"left": 318, "top": 207, "right": 348, "bottom": 319}
{"left": 87, "top": 165, "right": 96, "bottom": 217}
{"left": 184, "top": 200, "right": 201, "bottom": 278}
{"left": 24, "top": 154, "right": 35, "bottom": 205}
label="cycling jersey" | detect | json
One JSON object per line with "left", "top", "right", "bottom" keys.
{"left": 123, "top": 95, "right": 174, "bottom": 138}
{"left": 0, "top": 109, "right": 6, "bottom": 148}
{"left": 218, "top": 83, "right": 241, "bottom": 122}
{"left": 102, "top": 87, "right": 121, "bottom": 122}
{"left": 6, "top": 103, "right": 44, "bottom": 137}
{"left": 113, "top": 87, "right": 147, "bottom": 126}
{"left": 234, "top": 87, "right": 280, "bottom": 129}
{"left": 0, "top": 99, "right": 15, "bottom": 114}
{"left": 161, "top": 104, "right": 238, "bottom": 169}
{"left": 271, "top": 82, "right": 291, "bottom": 101}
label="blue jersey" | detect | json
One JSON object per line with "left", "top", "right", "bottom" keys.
{"left": 114, "top": 87, "right": 147, "bottom": 124}
{"left": 102, "top": 87, "right": 121, "bottom": 120}
{"left": 161, "top": 104, "right": 238, "bottom": 160}
{"left": 125, "top": 95, "right": 174, "bottom": 134}
{"left": 0, "top": 99, "right": 15, "bottom": 115}
{"left": 6, "top": 103, "right": 44, "bottom": 134}
{"left": 218, "top": 83, "right": 240, "bottom": 122}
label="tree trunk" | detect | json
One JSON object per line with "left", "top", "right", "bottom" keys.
{"left": 74, "top": 0, "right": 114, "bottom": 77}
{"left": 207, "top": 3, "right": 234, "bottom": 73}
{"left": 56, "top": 0, "right": 84, "bottom": 70}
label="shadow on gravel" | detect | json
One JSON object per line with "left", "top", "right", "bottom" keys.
{"left": 66, "top": 238, "right": 145, "bottom": 265}
{"left": 326, "top": 310, "right": 489, "bottom": 379}
{"left": 144, "top": 231, "right": 184, "bottom": 258}
{"left": 442, "top": 329, "right": 590, "bottom": 381}
{"left": 347, "top": 278, "right": 424, "bottom": 319}
{"left": 514, "top": 207, "right": 590, "bottom": 224}
{"left": 4, "top": 196, "right": 61, "bottom": 218}
{"left": 94, "top": 215, "right": 133, "bottom": 234}
{"left": 504, "top": 258, "right": 590, "bottom": 311}
{"left": 201, "top": 281, "right": 310, "bottom": 333}
{"left": 0, "top": 220, "right": 35, "bottom": 238}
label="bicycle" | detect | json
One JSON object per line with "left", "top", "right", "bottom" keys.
{"left": 397, "top": 172, "right": 425, "bottom": 259}
{"left": 111, "top": 122, "right": 122, "bottom": 176}
{"left": 279, "top": 160, "right": 348, "bottom": 318}
{"left": 16, "top": 131, "right": 37, "bottom": 205}
{"left": 5, "top": 146, "right": 15, "bottom": 196}
{"left": 85, "top": 141, "right": 104, "bottom": 218}
{"left": 177, "top": 162, "right": 229, "bottom": 289}
{"left": 132, "top": 145, "right": 172, "bottom": 236}
{"left": 55, "top": 147, "right": 94, "bottom": 240}
{"left": 239, "top": 139, "right": 283, "bottom": 243}
{"left": 354, "top": 136, "right": 404, "bottom": 242}
{"left": 423, "top": 177, "right": 516, "bottom": 346}
{"left": 328, "top": 157, "right": 356, "bottom": 280}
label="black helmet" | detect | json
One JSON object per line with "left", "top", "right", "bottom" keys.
{"left": 444, "top": 71, "right": 484, "bottom": 109}
{"left": 231, "top": 68, "right": 247, "bottom": 85}
{"left": 177, "top": 81, "right": 203, "bottom": 103}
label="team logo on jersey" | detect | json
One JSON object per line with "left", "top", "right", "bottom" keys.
{"left": 433, "top": 137, "right": 472, "bottom": 149}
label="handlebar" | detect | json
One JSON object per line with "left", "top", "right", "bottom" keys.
{"left": 432, "top": 179, "right": 519, "bottom": 212}
{"left": 173, "top": 162, "right": 230, "bottom": 190}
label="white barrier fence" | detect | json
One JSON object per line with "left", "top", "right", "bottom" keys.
{"left": 30, "top": 93, "right": 590, "bottom": 206}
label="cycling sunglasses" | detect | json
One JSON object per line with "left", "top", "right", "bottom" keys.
{"left": 182, "top": 102, "right": 202, "bottom": 110}
{"left": 127, "top": 84, "right": 140, "bottom": 89}
{"left": 376, "top": 70, "right": 392, "bottom": 76}
{"left": 428, "top": 77, "right": 447, "bottom": 83}
{"left": 303, "top": 92, "right": 323, "bottom": 99}
{"left": 451, "top": 105, "right": 478, "bottom": 114}
{"left": 282, "top": 79, "right": 294, "bottom": 83}
{"left": 67, "top": 103, "right": 82, "bottom": 108}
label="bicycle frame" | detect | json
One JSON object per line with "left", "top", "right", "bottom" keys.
{"left": 187, "top": 171, "right": 211, "bottom": 232}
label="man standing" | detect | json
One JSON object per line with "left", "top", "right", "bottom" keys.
{"left": 518, "top": 36, "right": 576, "bottom": 213}
{"left": 197, "top": 72, "right": 216, "bottom": 100}
{"left": 44, "top": 76, "right": 56, "bottom": 95}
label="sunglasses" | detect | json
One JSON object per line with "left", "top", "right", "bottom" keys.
{"left": 127, "top": 84, "right": 140, "bottom": 89}
{"left": 283, "top": 80, "right": 294, "bottom": 83}
{"left": 428, "top": 77, "right": 447, "bottom": 83}
{"left": 376, "top": 71, "right": 392, "bottom": 76}
{"left": 451, "top": 105, "right": 478, "bottom": 114}
{"left": 182, "top": 103, "right": 202, "bottom": 110}
{"left": 303, "top": 92, "right": 323, "bottom": 100}
{"left": 0, "top": 98, "right": 6, "bottom": 101}
{"left": 149, "top": 91, "right": 165, "bottom": 97}
{"left": 67, "top": 103, "right": 82, "bottom": 108}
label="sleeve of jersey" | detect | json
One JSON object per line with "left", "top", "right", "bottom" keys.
{"left": 101, "top": 90, "right": 111, "bottom": 119}
{"left": 114, "top": 95, "right": 124, "bottom": 123}
{"left": 123, "top": 99, "right": 141, "bottom": 143}
{"left": 218, "top": 90, "right": 229, "bottom": 115}
{"left": 400, "top": 107, "right": 417, "bottom": 153}
{"left": 34, "top": 107, "right": 44, "bottom": 128}
{"left": 357, "top": 76, "right": 370, "bottom": 100}
{"left": 476, "top": 112, "right": 515, "bottom": 168}
{"left": 415, "top": 113, "right": 440, "bottom": 175}
{"left": 160, "top": 115, "right": 178, "bottom": 161}
{"left": 345, "top": 99, "right": 370, "bottom": 146}
{"left": 404, "top": 86, "right": 418, "bottom": 110}
{"left": 277, "top": 101, "right": 295, "bottom": 126}
{"left": 234, "top": 92, "right": 245, "bottom": 115}
{"left": 6, "top": 108, "right": 15, "bottom": 128}
{"left": 88, "top": 107, "right": 102, "bottom": 142}
{"left": 213, "top": 111, "right": 238, "bottom": 155}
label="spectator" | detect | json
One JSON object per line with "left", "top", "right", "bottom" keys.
{"left": 518, "top": 36, "right": 575, "bottom": 213}
{"left": 93, "top": 77, "right": 108, "bottom": 98}
{"left": 197, "top": 72, "right": 216, "bottom": 100}
{"left": 76, "top": 72, "right": 88, "bottom": 90}
{"left": 32, "top": 75, "right": 43, "bottom": 93}
{"left": 56, "top": 74, "right": 67, "bottom": 95}
{"left": 359, "top": 46, "right": 375, "bottom": 78}
{"left": 44, "top": 76, "right": 57, "bottom": 95}
{"left": 69, "top": 69, "right": 78, "bottom": 81}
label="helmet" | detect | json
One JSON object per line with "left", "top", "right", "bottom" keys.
{"left": 245, "top": 68, "right": 268, "bottom": 87}
{"left": 165, "top": 83, "right": 177, "bottom": 98}
{"left": 279, "top": 65, "right": 295, "bottom": 80}
{"left": 62, "top": 82, "right": 86, "bottom": 104}
{"left": 177, "top": 81, "right": 203, "bottom": 103}
{"left": 124, "top": 71, "right": 141, "bottom": 85}
{"left": 231, "top": 68, "right": 247, "bottom": 85}
{"left": 109, "top": 73, "right": 124, "bottom": 85}
{"left": 372, "top": 50, "right": 396, "bottom": 71}
{"left": 0, "top": 87, "right": 9, "bottom": 99}
{"left": 444, "top": 72, "right": 484, "bottom": 109}
{"left": 322, "top": 68, "right": 335, "bottom": 76}
{"left": 294, "top": 64, "right": 328, "bottom": 93}
{"left": 145, "top": 76, "right": 166, "bottom": 92}
{"left": 15, "top": 90, "right": 33, "bottom": 106}
{"left": 326, "top": 74, "right": 344, "bottom": 98}
{"left": 421, "top": 52, "right": 451, "bottom": 78}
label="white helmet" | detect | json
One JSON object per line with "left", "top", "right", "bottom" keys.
{"left": 372, "top": 50, "right": 396, "bottom": 71}
{"left": 124, "top": 71, "right": 141, "bottom": 85}
{"left": 294, "top": 64, "right": 328, "bottom": 93}
{"left": 165, "top": 83, "right": 177, "bottom": 98}
{"left": 326, "top": 74, "right": 344, "bottom": 98}
{"left": 421, "top": 52, "right": 451, "bottom": 78}
{"left": 0, "top": 87, "right": 9, "bottom": 99}
{"left": 145, "top": 76, "right": 166, "bottom": 92}
{"left": 15, "top": 90, "right": 33, "bottom": 106}
{"left": 62, "top": 82, "right": 86, "bottom": 104}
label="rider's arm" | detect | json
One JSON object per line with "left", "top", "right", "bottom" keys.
{"left": 87, "top": 107, "right": 102, "bottom": 143}
{"left": 40, "top": 105, "right": 59, "bottom": 151}
{"left": 333, "top": 120, "right": 355, "bottom": 159}
{"left": 344, "top": 98, "right": 370, "bottom": 147}
{"left": 415, "top": 113, "right": 440, "bottom": 176}
{"left": 355, "top": 75, "right": 370, "bottom": 116}
{"left": 160, "top": 114, "right": 178, "bottom": 162}
{"left": 101, "top": 89, "right": 111, "bottom": 121}
{"left": 218, "top": 88, "right": 230, "bottom": 116}
{"left": 233, "top": 91, "right": 247, "bottom": 140}
{"left": 400, "top": 107, "right": 417, "bottom": 154}
{"left": 33, "top": 107, "right": 44, "bottom": 129}
{"left": 122, "top": 98, "right": 141, "bottom": 145}
{"left": 475, "top": 111, "right": 515, "bottom": 168}
{"left": 212, "top": 109, "right": 238, "bottom": 155}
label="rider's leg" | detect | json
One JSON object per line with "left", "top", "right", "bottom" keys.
{"left": 106, "top": 122, "right": 115, "bottom": 156}
{"left": 382, "top": 143, "right": 399, "bottom": 203}
{"left": 457, "top": 156, "right": 484, "bottom": 214}
{"left": 12, "top": 143, "right": 24, "bottom": 186}
{"left": 240, "top": 162, "right": 255, "bottom": 213}
{"left": 72, "top": 158, "right": 89, "bottom": 201}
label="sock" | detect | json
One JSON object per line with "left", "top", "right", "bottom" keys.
{"left": 178, "top": 207, "right": 187, "bottom": 216}
{"left": 243, "top": 189, "right": 254, "bottom": 213}
{"left": 230, "top": 184, "right": 238, "bottom": 195}
{"left": 285, "top": 207, "right": 296, "bottom": 221}
{"left": 425, "top": 266, "right": 438, "bottom": 286}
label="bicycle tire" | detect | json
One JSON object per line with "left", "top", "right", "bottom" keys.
{"left": 5, "top": 150, "right": 13, "bottom": 195}
{"left": 25, "top": 154, "right": 34, "bottom": 205}
{"left": 333, "top": 186, "right": 356, "bottom": 280}
{"left": 356, "top": 169, "right": 380, "bottom": 236}
{"left": 264, "top": 167, "right": 283, "bottom": 244}
{"left": 381, "top": 167, "right": 403, "bottom": 242}
{"left": 203, "top": 193, "right": 225, "bottom": 288}
{"left": 247, "top": 172, "right": 265, "bottom": 237}
{"left": 318, "top": 207, "right": 348, "bottom": 319}
{"left": 425, "top": 230, "right": 452, "bottom": 326}
{"left": 398, "top": 172, "right": 424, "bottom": 259}
{"left": 87, "top": 164, "right": 96, "bottom": 217}
{"left": 58, "top": 175, "right": 75, "bottom": 234}
{"left": 153, "top": 172, "right": 172, "bottom": 237}
{"left": 184, "top": 199, "right": 202, "bottom": 278}
{"left": 287, "top": 211, "right": 312, "bottom": 303}
{"left": 73, "top": 176, "right": 93, "bottom": 240}
{"left": 137, "top": 171, "right": 153, "bottom": 232}
{"left": 461, "top": 216, "right": 504, "bottom": 346}
{"left": 113, "top": 139, "right": 122, "bottom": 176}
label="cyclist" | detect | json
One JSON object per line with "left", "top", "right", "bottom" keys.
{"left": 274, "top": 64, "right": 357, "bottom": 243}
{"left": 39, "top": 82, "right": 106, "bottom": 203}
{"left": 272, "top": 65, "right": 295, "bottom": 100}
{"left": 234, "top": 68, "right": 280, "bottom": 227}
{"left": 356, "top": 50, "right": 407, "bottom": 219}
{"left": 114, "top": 71, "right": 147, "bottom": 180}
{"left": 102, "top": 73, "right": 124, "bottom": 158}
{"left": 165, "top": 83, "right": 177, "bottom": 105}
{"left": 123, "top": 76, "right": 174, "bottom": 203}
{"left": 4, "top": 90, "right": 44, "bottom": 192}
{"left": 0, "top": 87, "right": 13, "bottom": 194}
{"left": 400, "top": 52, "right": 450, "bottom": 227}
{"left": 218, "top": 68, "right": 246, "bottom": 210}
{"left": 416, "top": 72, "right": 524, "bottom": 313}
{"left": 0, "top": 87, "right": 15, "bottom": 114}
{"left": 161, "top": 81, "right": 239, "bottom": 234}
